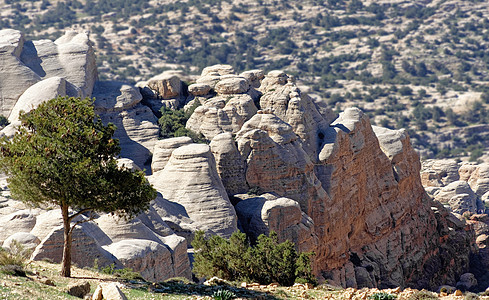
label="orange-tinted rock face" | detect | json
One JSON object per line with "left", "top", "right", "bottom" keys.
{"left": 233, "top": 105, "right": 474, "bottom": 289}
{"left": 186, "top": 67, "right": 476, "bottom": 290}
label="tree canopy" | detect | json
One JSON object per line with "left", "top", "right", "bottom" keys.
{"left": 0, "top": 96, "right": 157, "bottom": 276}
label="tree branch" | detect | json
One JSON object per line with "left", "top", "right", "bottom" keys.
{"left": 67, "top": 208, "right": 93, "bottom": 223}
{"left": 69, "top": 211, "right": 97, "bottom": 235}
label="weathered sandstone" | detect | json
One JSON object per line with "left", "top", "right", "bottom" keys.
{"left": 149, "top": 144, "right": 238, "bottom": 237}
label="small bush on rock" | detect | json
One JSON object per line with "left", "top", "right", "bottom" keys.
{"left": 192, "top": 231, "right": 316, "bottom": 286}
{"left": 369, "top": 292, "right": 397, "bottom": 300}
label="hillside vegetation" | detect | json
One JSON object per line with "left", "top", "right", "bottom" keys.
{"left": 1, "top": 0, "right": 489, "bottom": 160}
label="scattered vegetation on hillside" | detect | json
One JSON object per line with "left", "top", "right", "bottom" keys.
{"left": 2, "top": 0, "right": 489, "bottom": 158}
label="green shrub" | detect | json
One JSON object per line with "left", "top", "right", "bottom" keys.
{"left": 158, "top": 103, "right": 206, "bottom": 142}
{"left": 212, "top": 289, "right": 236, "bottom": 300}
{"left": 369, "top": 292, "right": 397, "bottom": 300}
{"left": 0, "top": 115, "right": 8, "bottom": 127}
{"left": 0, "top": 240, "right": 30, "bottom": 276}
{"left": 192, "top": 231, "right": 316, "bottom": 287}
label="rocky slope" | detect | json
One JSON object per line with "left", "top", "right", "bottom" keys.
{"left": 0, "top": 29, "right": 482, "bottom": 291}
{"left": 2, "top": 0, "right": 489, "bottom": 162}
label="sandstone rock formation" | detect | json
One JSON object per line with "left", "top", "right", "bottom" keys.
{"left": 93, "top": 81, "right": 159, "bottom": 171}
{"left": 0, "top": 27, "right": 481, "bottom": 291}
{"left": 209, "top": 133, "right": 248, "bottom": 195}
{"left": 421, "top": 159, "right": 461, "bottom": 187}
{"left": 433, "top": 181, "right": 479, "bottom": 214}
{"left": 149, "top": 144, "right": 238, "bottom": 237}
{"left": 0, "top": 29, "right": 41, "bottom": 117}
{"left": 151, "top": 137, "right": 192, "bottom": 173}
{"left": 20, "top": 30, "right": 97, "bottom": 98}
{"left": 234, "top": 193, "right": 318, "bottom": 253}
{"left": 186, "top": 65, "right": 259, "bottom": 140}
{"left": 2, "top": 77, "right": 81, "bottom": 137}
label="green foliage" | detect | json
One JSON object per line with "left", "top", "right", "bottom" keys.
{"left": 0, "top": 96, "right": 156, "bottom": 218}
{"left": 0, "top": 96, "right": 157, "bottom": 276}
{"left": 369, "top": 292, "right": 397, "bottom": 300}
{"left": 158, "top": 102, "right": 206, "bottom": 142}
{"left": 0, "top": 241, "right": 30, "bottom": 277}
{"left": 212, "top": 289, "right": 236, "bottom": 300}
{"left": 192, "top": 230, "right": 316, "bottom": 287}
{"left": 0, "top": 115, "right": 9, "bottom": 127}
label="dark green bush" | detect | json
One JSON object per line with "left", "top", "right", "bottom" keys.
{"left": 0, "top": 115, "right": 9, "bottom": 127}
{"left": 158, "top": 102, "right": 205, "bottom": 142}
{"left": 192, "top": 231, "right": 316, "bottom": 286}
{"left": 369, "top": 292, "right": 397, "bottom": 300}
{"left": 212, "top": 289, "right": 236, "bottom": 300}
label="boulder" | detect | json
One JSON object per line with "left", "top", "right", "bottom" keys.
{"left": 147, "top": 74, "right": 182, "bottom": 100}
{"left": 201, "top": 64, "right": 235, "bottom": 77}
{"left": 151, "top": 137, "right": 192, "bottom": 173}
{"left": 240, "top": 69, "right": 265, "bottom": 88}
{"left": 259, "top": 70, "right": 288, "bottom": 91}
{"left": 3, "top": 232, "right": 40, "bottom": 250}
{"left": 215, "top": 76, "right": 249, "bottom": 94}
{"left": 67, "top": 281, "right": 91, "bottom": 298}
{"left": 434, "top": 181, "right": 479, "bottom": 214}
{"left": 0, "top": 210, "right": 38, "bottom": 243}
{"left": 92, "top": 283, "right": 128, "bottom": 300}
{"left": 93, "top": 81, "right": 142, "bottom": 113}
{"left": 188, "top": 83, "right": 211, "bottom": 96}
{"left": 150, "top": 144, "right": 238, "bottom": 237}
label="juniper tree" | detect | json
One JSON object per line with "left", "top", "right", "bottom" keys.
{"left": 0, "top": 96, "right": 157, "bottom": 277}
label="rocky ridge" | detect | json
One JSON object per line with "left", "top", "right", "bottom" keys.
{"left": 0, "top": 29, "right": 482, "bottom": 291}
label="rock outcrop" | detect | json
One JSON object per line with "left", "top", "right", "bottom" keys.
{"left": 150, "top": 144, "right": 238, "bottom": 237}
{"left": 186, "top": 65, "right": 259, "bottom": 140}
{"left": 234, "top": 193, "right": 318, "bottom": 253}
{"left": 0, "top": 29, "right": 96, "bottom": 117}
{"left": 20, "top": 30, "right": 97, "bottom": 98}
{"left": 0, "top": 29, "right": 41, "bottom": 117}
{"left": 93, "top": 81, "right": 159, "bottom": 171}
{"left": 151, "top": 137, "right": 192, "bottom": 173}
{"left": 0, "top": 26, "right": 480, "bottom": 291}
{"left": 209, "top": 133, "right": 248, "bottom": 195}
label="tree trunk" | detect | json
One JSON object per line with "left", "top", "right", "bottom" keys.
{"left": 60, "top": 203, "right": 72, "bottom": 277}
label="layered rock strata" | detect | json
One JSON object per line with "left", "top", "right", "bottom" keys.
{"left": 184, "top": 67, "right": 475, "bottom": 290}
{"left": 149, "top": 144, "right": 238, "bottom": 237}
